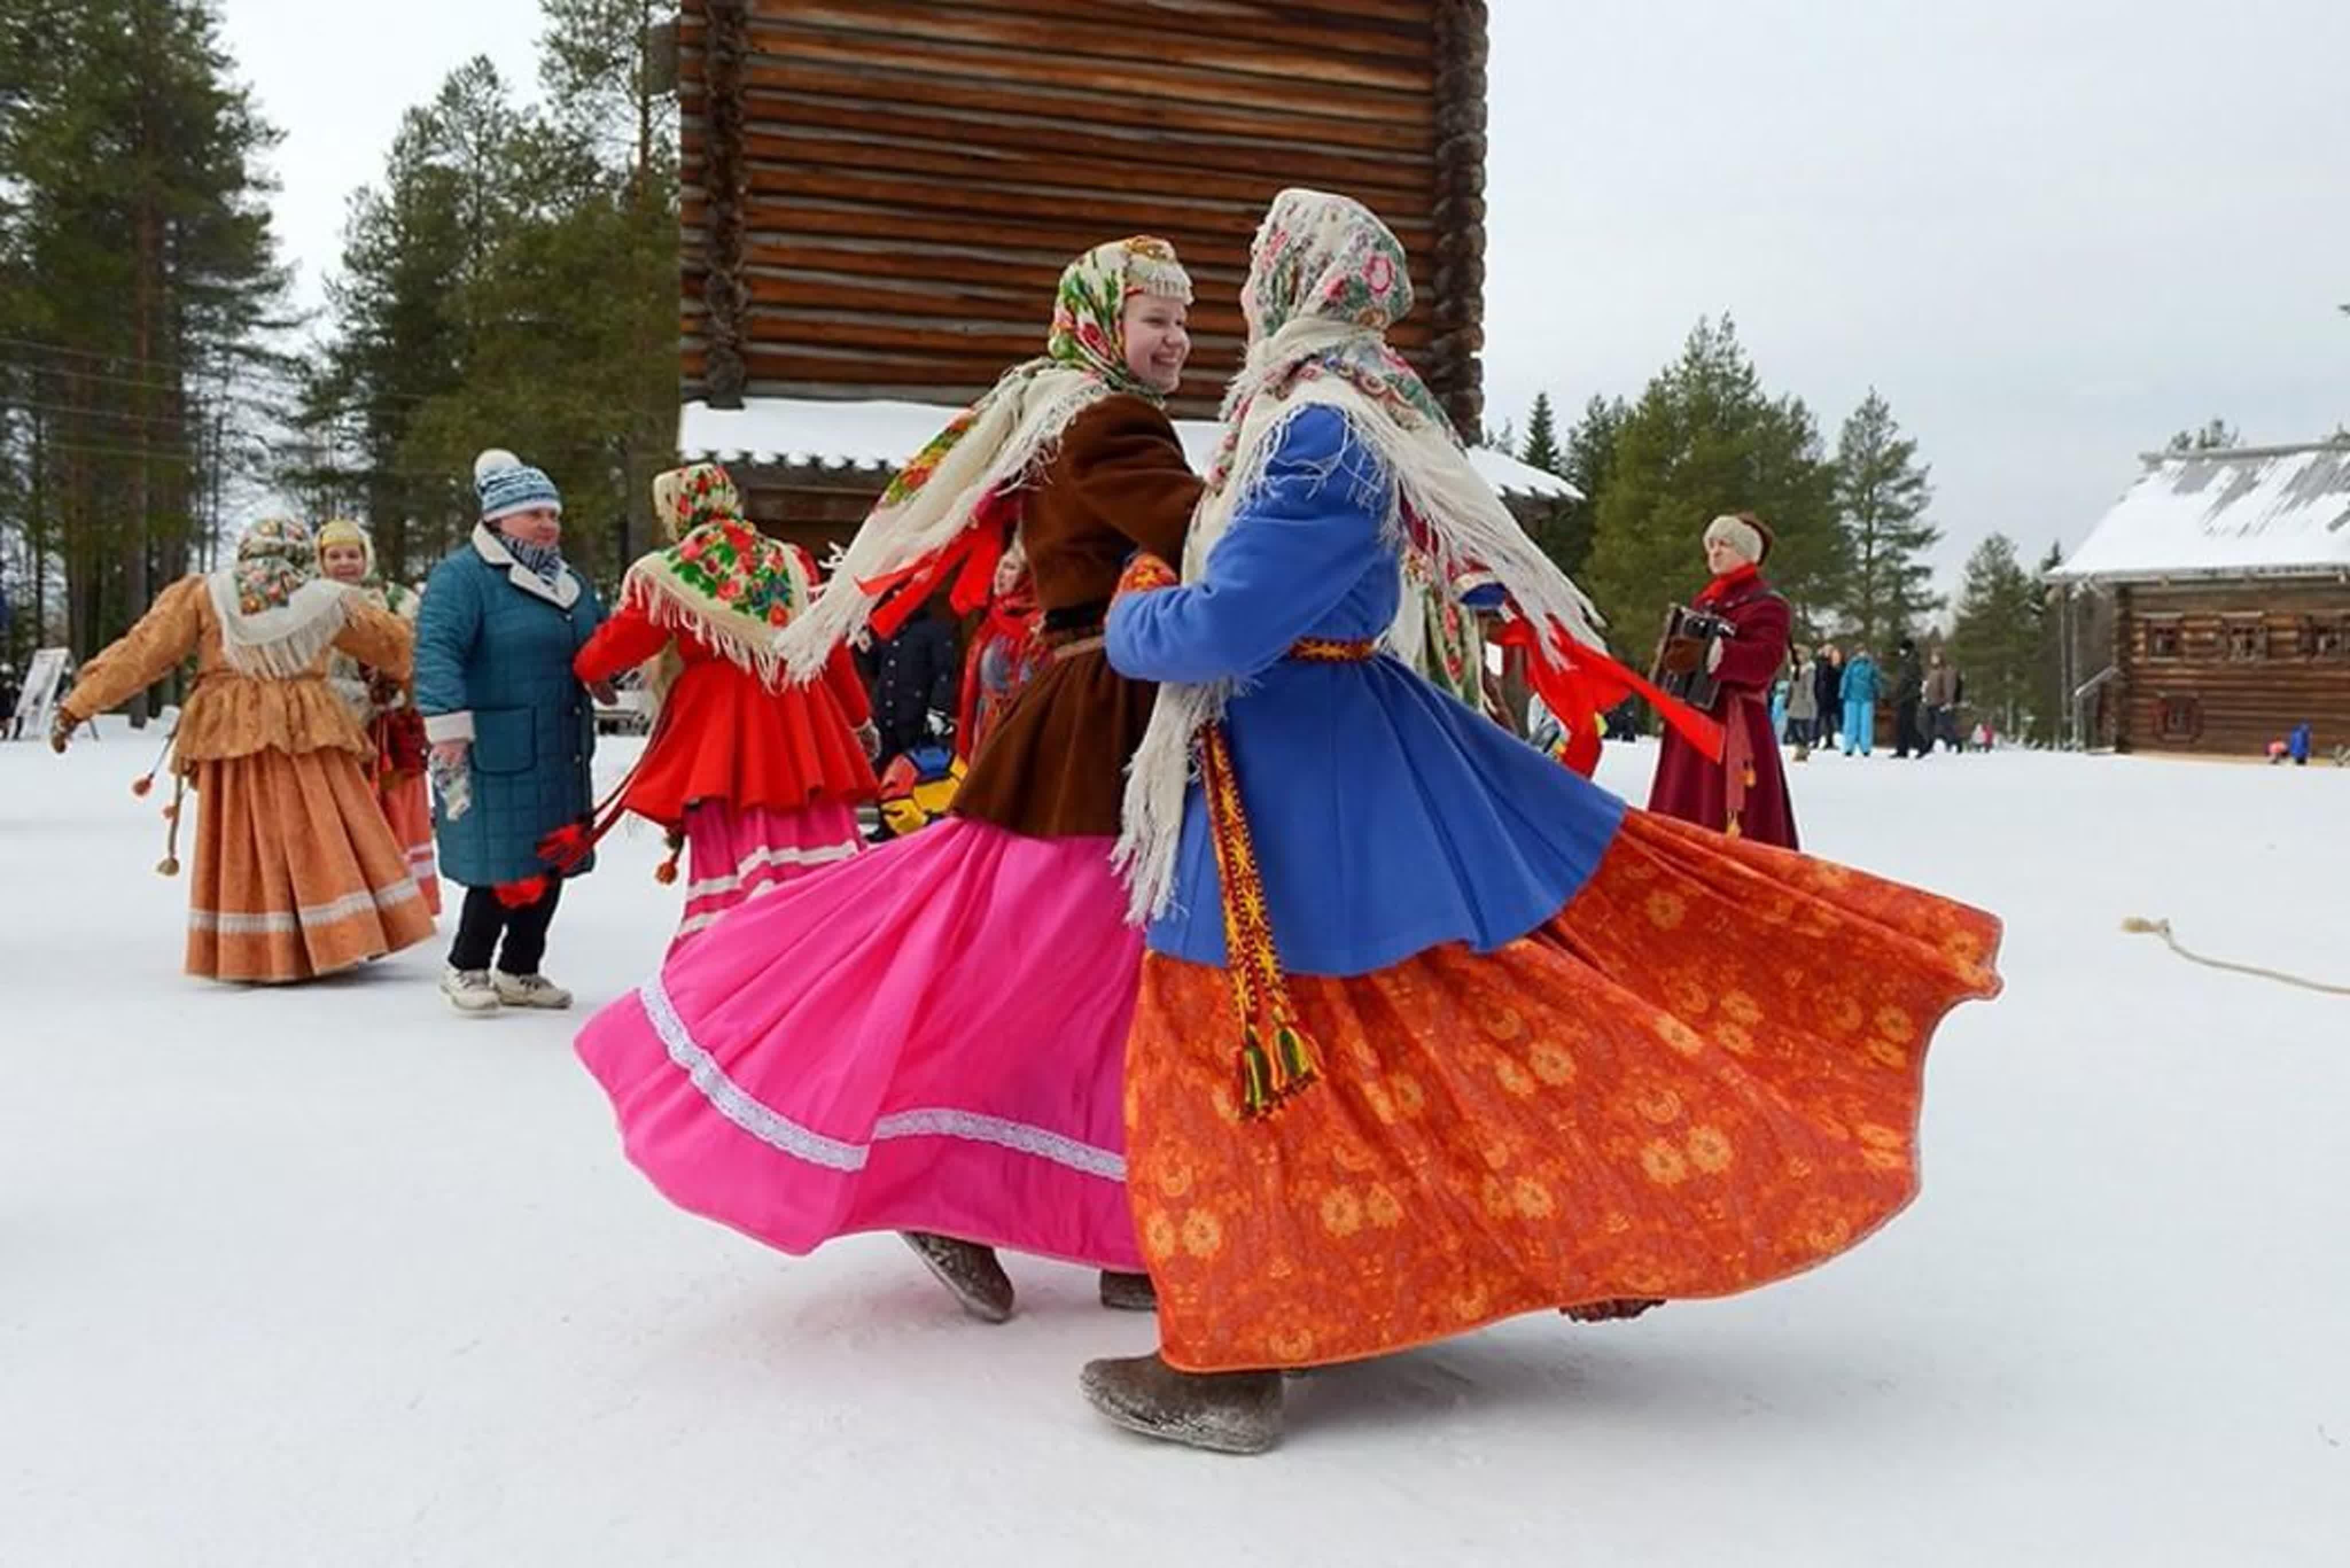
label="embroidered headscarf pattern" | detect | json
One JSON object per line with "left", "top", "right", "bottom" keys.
{"left": 621, "top": 461, "right": 817, "bottom": 690}
{"left": 773, "top": 236, "right": 1193, "bottom": 680}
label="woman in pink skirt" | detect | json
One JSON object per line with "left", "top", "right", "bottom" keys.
{"left": 569, "top": 463, "right": 879, "bottom": 943}
{"left": 574, "top": 237, "right": 1200, "bottom": 1318}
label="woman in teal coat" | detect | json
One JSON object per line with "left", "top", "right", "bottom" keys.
{"left": 415, "top": 449, "right": 606, "bottom": 1015}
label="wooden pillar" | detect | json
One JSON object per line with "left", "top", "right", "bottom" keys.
{"left": 701, "top": 0, "right": 749, "bottom": 408}
{"left": 1429, "top": 0, "right": 1489, "bottom": 443}
{"left": 2111, "top": 583, "right": 2133, "bottom": 754}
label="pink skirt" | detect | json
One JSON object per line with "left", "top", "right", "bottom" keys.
{"left": 676, "top": 798, "right": 862, "bottom": 944}
{"left": 575, "top": 818, "right": 1145, "bottom": 1270}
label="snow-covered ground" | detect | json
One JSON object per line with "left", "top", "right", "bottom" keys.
{"left": 3, "top": 734, "right": 2344, "bottom": 1566}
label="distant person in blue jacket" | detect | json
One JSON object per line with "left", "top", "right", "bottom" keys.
{"left": 415, "top": 449, "right": 608, "bottom": 1016}
{"left": 1839, "top": 646, "right": 1880, "bottom": 756}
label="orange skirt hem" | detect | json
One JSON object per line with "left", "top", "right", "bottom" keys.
{"left": 1126, "top": 810, "right": 2003, "bottom": 1374}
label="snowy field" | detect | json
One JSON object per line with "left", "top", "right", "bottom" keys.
{"left": 3, "top": 733, "right": 2345, "bottom": 1567}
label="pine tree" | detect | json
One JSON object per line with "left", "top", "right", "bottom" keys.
{"left": 0, "top": 0, "right": 286, "bottom": 715}
{"left": 1519, "top": 392, "right": 1562, "bottom": 475}
{"left": 306, "top": 6, "right": 679, "bottom": 586}
{"left": 1582, "top": 317, "right": 1838, "bottom": 652}
{"left": 1947, "top": 534, "right": 2041, "bottom": 738}
{"left": 1830, "top": 388, "right": 1939, "bottom": 649}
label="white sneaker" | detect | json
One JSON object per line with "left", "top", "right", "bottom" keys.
{"left": 492, "top": 970, "right": 573, "bottom": 1010}
{"left": 441, "top": 967, "right": 501, "bottom": 1016}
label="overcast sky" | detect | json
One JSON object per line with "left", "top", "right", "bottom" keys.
{"left": 219, "top": 0, "right": 2349, "bottom": 587}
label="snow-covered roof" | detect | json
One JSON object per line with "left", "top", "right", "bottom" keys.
{"left": 2048, "top": 443, "right": 2350, "bottom": 582}
{"left": 678, "top": 397, "right": 1580, "bottom": 501}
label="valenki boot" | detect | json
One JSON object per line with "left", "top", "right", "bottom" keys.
{"left": 1079, "top": 1353, "right": 1283, "bottom": 1455}
{"left": 901, "top": 1232, "right": 1016, "bottom": 1323}
{"left": 1098, "top": 1271, "right": 1157, "bottom": 1312}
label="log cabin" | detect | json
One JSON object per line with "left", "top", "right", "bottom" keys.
{"left": 672, "top": 0, "right": 1573, "bottom": 555}
{"left": 2047, "top": 442, "right": 2350, "bottom": 756}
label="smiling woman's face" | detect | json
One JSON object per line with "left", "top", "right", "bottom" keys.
{"left": 1122, "top": 294, "right": 1192, "bottom": 394}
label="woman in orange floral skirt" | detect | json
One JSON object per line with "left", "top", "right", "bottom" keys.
{"left": 1081, "top": 190, "right": 2003, "bottom": 1454}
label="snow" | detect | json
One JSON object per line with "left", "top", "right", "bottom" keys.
{"left": 3, "top": 735, "right": 2347, "bottom": 1567}
{"left": 678, "top": 396, "right": 1582, "bottom": 501}
{"left": 2050, "top": 443, "right": 2350, "bottom": 582}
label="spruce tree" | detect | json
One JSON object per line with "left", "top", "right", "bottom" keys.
{"left": 1947, "top": 534, "right": 2041, "bottom": 737}
{"left": 1519, "top": 392, "right": 1563, "bottom": 475}
{"left": 1830, "top": 388, "right": 1939, "bottom": 649}
{"left": 1548, "top": 394, "right": 1627, "bottom": 581}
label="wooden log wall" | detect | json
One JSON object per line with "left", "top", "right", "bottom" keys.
{"left": 681, "top": 0, "right": 1488, "bottom": 431}
{"left": 2113, "top": 579, "right": 2350, "bottom": 754}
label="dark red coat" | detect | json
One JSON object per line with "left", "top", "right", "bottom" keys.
{"left": 1645, "top": 570, "right": 1799, "bottom": 849}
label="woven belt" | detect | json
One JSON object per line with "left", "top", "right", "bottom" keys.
{"left": 1050, "top": 635, "right": 1106, "bottom": 662}
{"left": 1288, "top": 637, "right": 1377, "bottom": 664}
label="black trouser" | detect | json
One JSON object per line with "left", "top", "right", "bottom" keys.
{"left": 1894, "top": 699, "right": 1927, "bottom": 757}
{"left": 449, "top": 879, "right": 563, "bottom": 975}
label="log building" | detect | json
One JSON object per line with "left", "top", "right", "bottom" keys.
{"left": 2047, "top": 442, "right": 2350, "bottom": 756}
{"left": 671, "top": 0, "right": 1573, "bottom": 554}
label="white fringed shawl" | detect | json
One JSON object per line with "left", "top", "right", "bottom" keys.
{"left": 1112, "top": 364, "right": 1605, "bottom": 925}
{"left": 205, "top": 574, "right": 353, "bottom": 679}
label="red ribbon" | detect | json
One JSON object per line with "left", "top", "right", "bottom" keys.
{"left": 1489, "top": 615, "right": 1725, "bottom": 775}
{"left": 859, "top": 488, "right": 1018, "bottom": 640}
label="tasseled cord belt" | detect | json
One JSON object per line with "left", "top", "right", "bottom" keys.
{"left": 1201, "top": 636, "right": 1379, "bottom": 1118}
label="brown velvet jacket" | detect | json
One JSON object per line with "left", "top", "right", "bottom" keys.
{"left": 952, "top": 393, "right": 1202, "bottom": 838}
{"left": 62, "top": 575, "right": 415, "bottom": 769}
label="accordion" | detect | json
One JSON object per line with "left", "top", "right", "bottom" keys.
{"left": 1649, "top": 605, "right": 1733, "bottom": 709}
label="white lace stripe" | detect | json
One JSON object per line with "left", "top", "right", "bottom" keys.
{"left": 639, "top": 975, "right": 869, "bottom": 1171}
{"left": 635, "top": 975, "right": 1126, "bottom": 1181}
{"left": 190, "top": 878, "right": 420, "bottom": 935}
{"left": 870, "top": 1107, "right": 1127, "bottom": 1181}
{"left": 683, "top": 839, "right": 859, "bottom": 902}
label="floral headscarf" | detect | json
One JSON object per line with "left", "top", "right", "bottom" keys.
{"left": 1203, "top": 190, "right": 1449, "bottom": 499}
{"left": 774, "top": 236, "right": 1193, "bottom": 680}
{"left": 231, "top": 516, "right": 318, "bottom": 617}
{"left": 1117, "top": 190, "right": 1613, "bottom": 925}
{"left": 205, "top": 515, "right": 355, "bottom": 677}
{"left": 620, "top": 461, "right": 816, "bottom": 689}
{"left": 652, "top": 462, "right": 746, "bottom": 542}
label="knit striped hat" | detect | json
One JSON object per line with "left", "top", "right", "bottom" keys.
{"left": 474, "top": 448, "right": 562, "bottom": 522}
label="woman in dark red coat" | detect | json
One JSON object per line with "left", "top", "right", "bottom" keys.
{"left": 1645, "top": 511, "right": 1799, "bottom": 848}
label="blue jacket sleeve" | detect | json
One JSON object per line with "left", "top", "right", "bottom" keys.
{"left": 413, "top": 557, "right": 480, "bottom": 733}
{"left": 1107, "top": 407, "right": 1388, "bottom": 686}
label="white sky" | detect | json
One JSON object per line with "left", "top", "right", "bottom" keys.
{"left": 219, "top": 0, "right": 2350, "bottom": 587}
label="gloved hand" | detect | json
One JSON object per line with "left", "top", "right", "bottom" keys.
{"left": 855, "top": 721, "right": 882, "bottom": 760}
{"left": 428, "top": 741, "right": 473, "bottom": 821}
{"left": 924, "top": 708, "right": 951, "bottom": 741}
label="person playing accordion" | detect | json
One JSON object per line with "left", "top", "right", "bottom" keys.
{"left": 1645, "top": 512, "right": 1799, "bottom": 847}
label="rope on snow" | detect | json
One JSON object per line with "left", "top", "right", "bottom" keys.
{"left": 2121, "top": 917, "right": 2350, "bottom": 997}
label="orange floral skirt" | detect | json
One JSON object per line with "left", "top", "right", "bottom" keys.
{"left": 1124, "top": 810, "right": 2003, "bottom": 1373}
{"left": 184, "top": 748, "right": 438, "bottom": 983}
